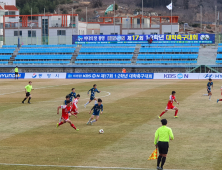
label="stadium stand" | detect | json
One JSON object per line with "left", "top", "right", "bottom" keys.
{"left": 13, "top": 45, "right": 76, "bottom": 64}
{"left": 0, "top": 44, "right": 201, "bottom": 65}
{"left": 21, "top": 45, "right": 77, "bottom": 48}
{"left": 75, "top": 44, "right": 135, "bottom": 64}
{"left": 0, "top": 48, "right": 15, "bottom": 65}
{"left": 136, "top": 44, "right": 199, "bottom": 65}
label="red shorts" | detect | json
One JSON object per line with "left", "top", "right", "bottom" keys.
{"left": 62, "top": 116, "right": 69, "bottom": 121}
{"left": 166, "top": 105, "right": 175, "bottom": 110}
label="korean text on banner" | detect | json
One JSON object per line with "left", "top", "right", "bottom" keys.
{"left": 72, "top": 34, "right": 215, "bottom": 44}
{"left": 66, "top": 73, "right": 154, "bottom": 79}
{"left": 25, "top": 73, "right": 66, "bottom": 79}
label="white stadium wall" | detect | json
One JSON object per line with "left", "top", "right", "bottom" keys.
{"left": 161, "top": 24, "right": 179, "bottom": 34}
{"left": 100, "top": 25, "right": 121, "bottom": 35}
{"left": 122, "top": 29, "right": 160, "bottom": 35}
{"left": 5, "top": 29, "right": 42, "bottom": 45}
{"left": 48, "top": 28, "right": 73, "bottom": 45}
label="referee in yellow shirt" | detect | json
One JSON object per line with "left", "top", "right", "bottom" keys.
{"left": 14, "top": 66, "right": 19, "bottom": 80}
{"left": 22, "top": 81, "right": 34, "bottom": 104}
{"left": 154, "top": 119, "right": 174, "bottom": 170}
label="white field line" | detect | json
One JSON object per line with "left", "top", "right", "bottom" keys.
{"left": 0, "top": 163, "right": 188, "bottom": 170}
{"left": 0, "top": 83, "right": 74, "bottom": 96}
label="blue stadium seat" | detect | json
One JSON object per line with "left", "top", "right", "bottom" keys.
{"left": 0, "top": 55, "right": 12, "bottom": 59}
{"left": 2, "top": 45, "right": 17, "bottom": 48}
{"left": 22, "top": 45, "right": 77, "bottom": 48}
{"left": 18, "top": 48, "right": 75, "bottom": 53}
{"left": 15, "top": 55, "right": 72, "bottom": 60}
{"left": 0, "top": 49, "right": 15, "bottom": 54}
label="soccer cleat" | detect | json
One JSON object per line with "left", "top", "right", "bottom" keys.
{"left": 158, "top": 116, "right": 161, "bottom": 119}
{"left": 76, "top": 129, "right": 79, "bottom": 131}
{"left": 174, "top": 116, "right": 178, "bottom": 118}
{"left": 57, "top": 123, "right": 59, "bottom": 128}
{"left": 28, "top": 102, "right": 31, "bottom": 104}
{"left": 217, "top": 99, "right": 219, "bottom": 103}
{"left": 84, "top": 104, "right": 86, "bottom": 108}
{"left": 157, "top": 167, "right": 162, "bottom": 170}
{"left": 86, "top": 121, "right": 90, "bottom": 125}
{"left": 90, "top": 121, "right": 93, "bottom": 125}
{"left": 22, "top": 101, "right": 24, "bottom": 104}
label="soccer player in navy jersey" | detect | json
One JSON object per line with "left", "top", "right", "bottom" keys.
{"left": 84, "top": 84, "right": 101, "bottom": 108}
{"left": 69, "top": 88, "right": 76, "bottom": 102}
{"left": 203, "top": 79, "right": 213, "bottom": 100}
{"left": 86, "top": 98, "right": 103, "bottom": 125}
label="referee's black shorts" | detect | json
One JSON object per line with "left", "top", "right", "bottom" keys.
{"left": 158, "top": 141, "right": 169, "bottom": 154}
{"left": 15, "top": 72, "right": 18, "bottom": 76}
{"left": 26, "top": 92, "right": 30, "bottom": 97}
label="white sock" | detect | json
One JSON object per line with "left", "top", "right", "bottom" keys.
{"left": 203, "top": 94, "right": 208, "bottom": 96}
{"left": 92, "top": 119, "right": 97, "bottom": 123}
{"left": 95, "top": 100, "right": 97, "bottom": 104}
{"left": 209, "top": 95, "right": 211, "bottom": 99}
{"left": 88, "top": 118, "right": 91, "bottom": 123}
{"left": 59, "top": 118, "right": 62, "bottom": 123}
{"left": 85, "top": 101, "right": 89, "bottom": 105}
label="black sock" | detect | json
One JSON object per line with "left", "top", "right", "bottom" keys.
{"left": 28, "top": 97, "right": 31, "bottom": 103}
{"left": 161, "top": 157, "right": 166, "bottom": 168}
{"left": 157, "top": 155, "right": 162, "bottom": 167}
{"left": 22, "top": 98, "right": 27, "bottom": 102}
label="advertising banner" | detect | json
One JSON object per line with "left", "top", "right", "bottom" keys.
{"left": 198, "top": 73, "right": 222, "bottom": 79}
{"left": 66, "top": 73, "right": 154, "bottom": 79}
{"left": 72, "top": 34, "right": 215, "bottom": 44}
{"left": 25, "top": 73, "right": 66, "bottom": 79}
{"left": 154, "top": 73, "right": 200, "bottom": 79}
{"left": 0, "top": 73, "right": 25, "bottom": 79}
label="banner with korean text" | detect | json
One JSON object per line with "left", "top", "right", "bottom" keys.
{"left": 66, "top": 73, "right": 154, "bottom": 79}
{"left": 72, "top": 34, "right": 215, "bottom": 44}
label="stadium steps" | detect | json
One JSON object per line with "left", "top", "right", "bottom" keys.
{"left": 197, "top": 46, "right": 217, "bottom": 65}
{"left": 132, "top": 44, "right": 141, "bottom": 64}
{"left": 8, "top": 48, "right": 19, "bottom": 65}
{"left": 71, "top": 46, "right": 81, "bottom": 63}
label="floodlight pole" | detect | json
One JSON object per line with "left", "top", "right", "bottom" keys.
{"left": 44, "top": 8, "right": 45, "bottom": 45}
{"left": 171, "top": 0, "right": 172, "bottom": 35}
{"left": 114, "top": 1, "right": 115, "bottom": 35}
{"left": 72, "top": 8, "right": 73, "bottom": 35}
{"left": 86, "top": 7, "right": 87, "bottom": 35}
{"left": 31, "top": 8, "right": 32, "bottom": 45}
{"left": 142, "top": 0, "right": 143, "bottom": 34}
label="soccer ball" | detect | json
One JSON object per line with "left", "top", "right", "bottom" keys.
{"left": 99, "top": 129, "right": 104, "bottom": 134}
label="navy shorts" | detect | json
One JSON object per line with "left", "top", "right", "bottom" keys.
{"left": 208, "top": 89, "right": 211, "bottom": 93}
{"left": 90, "top": 96, "right": 95, "bottom": 100}
{"left": 93, "top": 112, "right": 100, "bottom": 116}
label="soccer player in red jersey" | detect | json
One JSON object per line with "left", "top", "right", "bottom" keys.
{"left": 71, "top": 94, "right": 80, "bottom": 117}
{"left": 159, "top": 91, "right": 179, "bottom": 119}
{"left": 57, "top": 100, "right": 79, "bottom": 131}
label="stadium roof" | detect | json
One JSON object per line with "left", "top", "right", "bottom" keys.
{"left": 4, "top": 5, "right": 18, "bottom": 11}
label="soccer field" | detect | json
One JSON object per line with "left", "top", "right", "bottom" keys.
{"left": 0, "top": 79, "right": 221, "bottom": 170}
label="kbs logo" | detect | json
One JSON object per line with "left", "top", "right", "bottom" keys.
{"left": 164, "top": 74, "right": 189, "bottom": 79}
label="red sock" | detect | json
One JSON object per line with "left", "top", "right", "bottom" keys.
{"left": 58, "top": 122, "right": 64, "bottom": 126}
{"left": 160, "top": 111, "right": 165, "bottom": 117}
{"left": 71, "top": 123, "right": 76, "bottom": 130}
{"left": 219, "top": 99, "right": 222, "bottom": 101}
{"left": 175, "top": 110, "right": 178, "bottom": 116}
